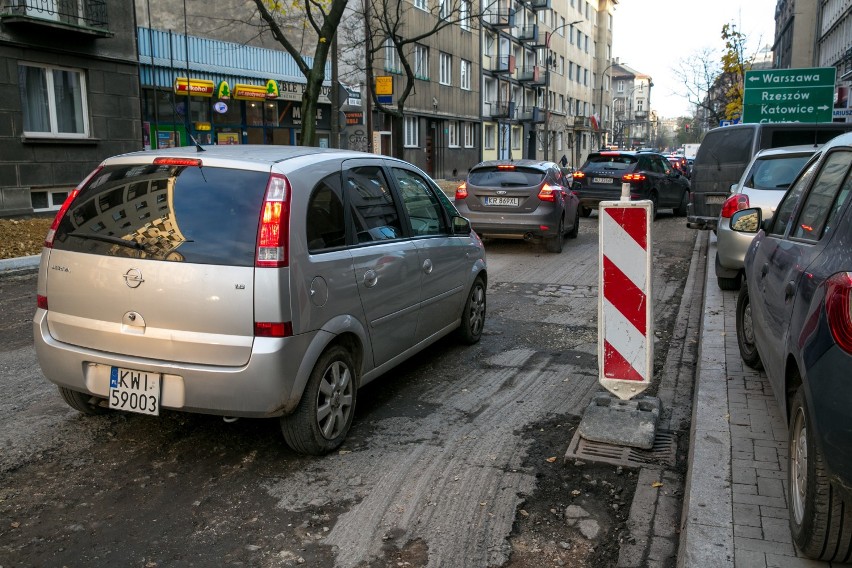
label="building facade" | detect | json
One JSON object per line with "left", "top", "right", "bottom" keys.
{"left": 611, "top": 63, "right": 653, "bottom": 149}
{"left": 0, "top": 0, "right": 141, "bottom": 215}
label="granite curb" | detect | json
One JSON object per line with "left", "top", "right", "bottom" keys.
{"left": 0, "top": 255, "right": 40, "bottom": 273}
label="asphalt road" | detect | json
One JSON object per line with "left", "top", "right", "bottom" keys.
{"left": 0, "top": 211, "right": 697, "bottom": 567}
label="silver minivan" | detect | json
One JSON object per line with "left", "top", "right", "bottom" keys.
{"left": 33, "top": 146, "right": 487, "bottom": 454}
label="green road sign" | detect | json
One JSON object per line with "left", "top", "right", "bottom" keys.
{"left": 742, "top": 67, "right": 836, "bottom": 124}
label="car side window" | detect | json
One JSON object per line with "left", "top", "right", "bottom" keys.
{"left": 391, "top": 167, "right": 449, "bottom": 236}
{"left": 767, "top": 158, "right": 821, "bottom": 237}
{"left": 306, "top": 174, "right": 347, "bottom": 253}
{"left": 790, "top": 150, "right": 852, "bottom": 242}
{"left": 658, "top": 158, "right": 672, "bottom": 175}
{"left": 345, "top": 165, "right": 404, "bottom": 243}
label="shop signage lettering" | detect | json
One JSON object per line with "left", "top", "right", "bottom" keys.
{"left": 291, "top": 106, "right": 324, "bottom": 125}
{"left": 174, "top": 78, "right": 215, "bottom": 97}
{"left": 233, "top": 83, "right": 271, "bottom": 101}
{"left": 345, "top": 112, "right": 363, "bottom": 125}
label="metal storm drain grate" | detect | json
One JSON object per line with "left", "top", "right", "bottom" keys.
{"left": 563, "top": 428, "right": 678, "bottom": 469}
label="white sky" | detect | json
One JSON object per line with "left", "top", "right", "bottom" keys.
{"left": 611, "top": 0, "right": 778, "bottom": 118}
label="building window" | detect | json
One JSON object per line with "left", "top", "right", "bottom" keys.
{"left": 439, "top": 0, "right": 451, "bottom": 18}
{"left": 448, "top": 121, "right": 460, "bottom": 147}
{"left": 18, "top": 63, "right": 89, "bottom": 138}
{"left": 512, "top": 126, "right": 521, "bottom": 150}
{"left": 460, "top": 0, "right": 471, "bottom": 30}
{"left": 415, "top": 45, "right": 429, "bottom": 79}
{"left": 440, "top": 53, "right": 452, "bottom": 85}
{"left": 637, "top": 99, "right": 644, "bottom": 111}
{"left": 31, "top": 188, "right": 70, "bottom": 212}
{"left": 484, "top": 124, "right": 495, "bottom": 149}
{"left": 404, "top": 116, "right": 419, "bottom": 147}
{"left": 384, "top": 38, "right": 400, "bottom": 73}
{"left": 464, "top": 122, "right": 475, "bottom": 147}
{"left": 556, "top": 132, "right": 563, "bottom": 151}
{"left": 414, "top": 0, "right": 427, "bottom": 10}
{"left": 460, "top": 59, "right": 472, "bottom": 90}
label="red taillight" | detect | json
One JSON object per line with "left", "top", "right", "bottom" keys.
{"left": 538, "top": 183, "right": 557, "bottom": 202}
{"left": 153, "top": 157, "right": 203, "bottom": 167}
{"left": 826, "top": 272, "right": 852, "bottom": 354}
{"left": 254, "top": 321, "right": 293, "bottom": 337}
{"left": 256, "top": 174, "right": 291, "bottom": 268}
{"left": 496, "top": 165, "right": 516, "bottom": 170}
{"left": 572, "top": 171, "right": 585, "bottom": 179}
{"left": 44, "top": 166, "right": 104, "bottom": 248}
{"left": 720, "top": 194, "right": 750, "bottom": 218}
{"left": 37, "top": 294, "right": 48, "bottom": 310}
{"left": 622, "top": 173, "right": 646, "bottom": 182}
{"left": 455, "top": 182, "right": 468, "bottom": 200}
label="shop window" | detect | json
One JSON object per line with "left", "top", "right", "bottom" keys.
{"left": 18, "top": 63, "right": 89, "bottom": 138}
{"left": 246, "top": 102, "right": 263, "bottom": 126}
{"left": 264, "top": 101, "right": 280, "bottom": 126}
{"left": 213, "top": 101, "right": 242, "bottom": 124}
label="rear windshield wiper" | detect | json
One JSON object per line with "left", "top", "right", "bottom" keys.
{"left": 66, "top": 232, "right": 144, "bottom": 250}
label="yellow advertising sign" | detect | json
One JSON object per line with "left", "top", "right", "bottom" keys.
{"left": 173, "top": 78, "right": 215, "bottom": 97}
{"left": 233, "top": 83, "right": 270, "bottom": 101}
{"left": 216, "top": 81, "right": 231, "bottom": 99}
{"left": 375, "top": 76, "right": 393, "bottom": 95}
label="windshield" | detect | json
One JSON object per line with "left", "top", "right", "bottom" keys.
{"left": 583, "top": 154, "right": 637, "bottom": 171}
{"left": 744, "top": 154, "right": 812, "bottom": 190}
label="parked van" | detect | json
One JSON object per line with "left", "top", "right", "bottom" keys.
{"left": 686, "top": 122, "right": 852, "bottom": 230}
{"left": 33, "top": 146, "right": 487, "bottom": 455}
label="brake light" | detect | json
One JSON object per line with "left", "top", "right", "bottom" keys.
{"left": 37, "top": 294, "right": 48, "bottom": 311}
{"left": 153, "top": 157, "right": 203, "bottom": 167}
{"left": 455, "top": 182, "right": 468, "bottom": 200}
{"left": 256, "top": 174, "right": 291, "bottom": 268}
{"left": 497, "top": 165, "right": 516, "bottom": 170}
{"left": 600, "top": 152, "right": 619, "bottom": 156}
{"left": 572, "top": 171, "right": 585, "bottom": 179}
{"left": 538, "top": 183, "right": 558, "bottom": 202}
{"left": 254, "top": 321, "right": 293, "bottom": 337}
{"left": 44, "top": 166, "right": 103, "bottom": 248}
{"left": 720, "top": 194, "right": 750, "bottom": 218}
{"left": 826, "top": 272, "right": 852, "bottom": 354}
{"left": 622, "top": 173, "right": 646, "bottom": 182}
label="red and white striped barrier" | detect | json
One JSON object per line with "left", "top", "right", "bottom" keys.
{"left": 598, "top": 197, "right": 653, "bottom": 400}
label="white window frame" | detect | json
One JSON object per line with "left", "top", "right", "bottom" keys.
{"left": 18, "top": 62, "right": 90, "bottom": 139}
{"left": 414, "top": 0, "right": 427, "bottom": 11}
{"left": 448, "top": 121, "right": 460, "bottom": 147}
{"left": 460, "top": 59, "right": 472, "bottom": 90}
{"left": 439, "top": 0, "right": 451, "bottom": 18}
{"left": 460, "top": 0, "right": 471, "bottom": 30}
{"left": 484, "top": 124, "right": 495, "bottom": 150}
{"left": 404, "top": 116, "right": 419, "bottom": 147}
{"left": 511, "top": 126, "right": 521, "bottom": 150}
{"left": 439, "top": 52, "right": 452, "bottom": 85}
{"left": 464, "top": 122, "right": 475, "bottom": 147}
{"left": 415, "top": 44, "right": 429, "bottom": 79}
{"left": 384, "top": 38, "right": 401, "bottom": 73}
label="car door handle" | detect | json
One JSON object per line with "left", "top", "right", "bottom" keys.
{"left": 785, "top": 281, "right": 795, "bottom": 300}
{"left": 363, "top": 269, "right": 378, "bottom": 288}
{"left": 422, "top": 259, "right": 433, "bottom": 274}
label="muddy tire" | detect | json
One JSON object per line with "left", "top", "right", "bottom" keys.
{"left": 457, "top": 276, "right": 486, "bottom": 345}
{"left": 58, "top": 387, "right": 108, "bottom": 415}
{"left": 735, "top": 282, "right": 763, "bottom": 370}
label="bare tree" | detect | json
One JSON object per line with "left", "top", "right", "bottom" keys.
{"left": 252, "top": 0, "right": 349, "bottom": 146}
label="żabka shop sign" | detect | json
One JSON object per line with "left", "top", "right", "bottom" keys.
{"left": 173, "top": 78, "right": 215, "bottom": 97}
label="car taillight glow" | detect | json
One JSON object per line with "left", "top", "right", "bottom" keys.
{"left": 44, "top": 165, "right": 104, "bottom": 248}
{"left": 37, "top": 294, "right": 48, "bottom": 311}
{"left": 720, "top": 194, "right": 750, "bottom": 218}
{"left": 826, "top": 272, "right": 852, "bottom": 354}
{"left": 256, "top": 173, "right": 291, "bottom": 268}
{"left": 572, "top": 171, "right": 585, "bottom": 179}
{"left": 538, "top": 183, "right": 557, "bottom": 202}
{"left": 152, "top": 157, "right": 203, "bottom": 167}
{"left": 497, "top": 165, "right": 516, "bottom": 170}
{"left": 254, "top": 321, "right": 293, "bottom": 337}
{"left": 455, "top": 182, "right": 468, "bottom": 200}
{"left": 622, "top": 173, "right": 646, "bottom": 182}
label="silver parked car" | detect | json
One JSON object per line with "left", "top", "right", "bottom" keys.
{"left": 715, "top": 145, "right": 821, "bottom": 290}
{"left": 34, "top": 146, "right": 487, "bottom": 455}
{"left": 453, "top": 160, "right": 579, "bottom": 253}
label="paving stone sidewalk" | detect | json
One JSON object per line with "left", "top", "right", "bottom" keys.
{"left": 678, "top": 237, "right": 831, "bottom": 568}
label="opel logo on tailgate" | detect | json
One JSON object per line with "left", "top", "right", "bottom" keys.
{"left": 123, "top": 268, "right": 144, "bottom": 289}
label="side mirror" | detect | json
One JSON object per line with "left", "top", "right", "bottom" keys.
{"left": 730, "top": 208, "right": 762, "bottom": 234}
{"left": 729, "top": 183, "right": 738, "bottom": 193}
{"left": 452, "top": 215, "right": 471, "bottom": 235}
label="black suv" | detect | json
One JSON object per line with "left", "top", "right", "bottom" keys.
{"left": 572, "top": 150, "right": 690, "bottom": 219}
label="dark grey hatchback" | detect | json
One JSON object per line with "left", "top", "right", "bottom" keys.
{"left": 571, "top": 150, "right": 690, "bottom": 219}
{"left": 454, "top": 160, "right": 580, "bottom": 253}
{"left": 733, "top": 131, "right": 852, "bottom": 561}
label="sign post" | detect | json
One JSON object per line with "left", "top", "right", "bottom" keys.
{"left": 742, "top": 67, "right": 836, "bottom": 123}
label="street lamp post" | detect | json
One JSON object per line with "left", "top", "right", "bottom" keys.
{"left": 597, "top": 60, "right": 624, "bottom": 150}
{"left": 543, "top": 19, "right": 582, "bottom": 163}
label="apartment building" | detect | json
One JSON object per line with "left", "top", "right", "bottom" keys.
{"left": 0, "top": 0, "right": 141, "bottom": 216}
{"left": 611, "top": 63, "right": 653, "bottom": 149}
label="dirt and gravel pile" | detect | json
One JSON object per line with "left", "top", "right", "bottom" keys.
{"left": 0, "top": 218, "right": 52, "bottom": 260}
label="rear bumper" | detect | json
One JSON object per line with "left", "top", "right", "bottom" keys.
{"left": 458, "top": 208, "right": 562, "bottom": 239}
{"left": 33, "top": 310, "right": 320, "bottom": 418}
{"left": 716, "top": 218, "right": 754, "bottom": 273}
{"left": 686, "top": 202, "right": 718, "bottom": 230}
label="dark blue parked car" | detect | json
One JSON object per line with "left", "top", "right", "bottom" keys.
{"left": 733, "top": 131, "right": 852, "bottom": 561}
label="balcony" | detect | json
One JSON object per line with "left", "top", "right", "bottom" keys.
{"left": 633, "top": 110, "right": 648, "bottom": 119}
{"left": 483, "top": 8, "right": 515, "bottom": 28}
{"left": 1, "top": 0, "right": 111, "bottom": 36}
{"left": 515, "top": 24, "right": 538, "bottom": 43}
{"left": 516, "top": 107, "right": 544, "bottom": 123}
{"left": 516, "top": 65, "right": 544, "bottom": 85}
{"left": 487, "top": 54, "right": 516, "bottom": 74}
{"left": 573, "top": 116, "right": 591, "bottom": 129}
{"left": 486, "top": 101, "right": 516, "bottom": 119}
{"left": 528, "top": 0, "right": 550, "bottom": 10}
